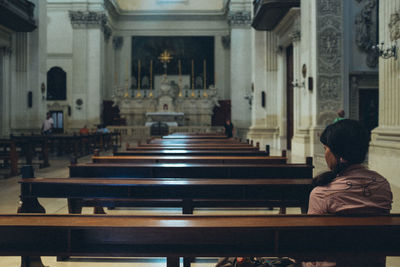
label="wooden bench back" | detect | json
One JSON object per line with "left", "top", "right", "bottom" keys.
{"left": 1, "top": 214, "right": 399, "bottom": 259}
{"left": 69, "top": 162, "right": 313, "bottom": 178}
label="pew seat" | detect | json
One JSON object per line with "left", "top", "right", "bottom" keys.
{"left": 92, "top": 155, "right": 287, "bottom": 164}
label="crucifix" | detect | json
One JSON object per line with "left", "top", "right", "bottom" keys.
{"left": 158, "top": 50, "right": 173, "bottom": 79}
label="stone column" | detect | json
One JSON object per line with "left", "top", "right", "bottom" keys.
{"left": 70, "top": 11, "right": 107, "bottom": 127}
{"left": 247, "top": 31, "right": 279, "bottom": 150}
{"left": 228, "top": 2, "right": 253, "bottom": 137}
{"left": 369, "top": 0, "right": 400, "bottom": 189}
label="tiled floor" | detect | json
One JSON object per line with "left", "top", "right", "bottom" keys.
{"left": 0, "top": 145, "right": 399, "bottom": 266}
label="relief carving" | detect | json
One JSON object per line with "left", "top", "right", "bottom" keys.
{"left": 317, "top": 0, "right": 343, "bottom": 119}
{"left": 319, "top": 76, "right": 341, "bottom": 101}
{"left": 319, "top": 0, "right": 341, "bottom": 16}
{"left": 318, "top": 26, "right": 341, "bottom": 73}
{"left": 389, "top": 12, "right": 400, "bottom": 41}
{"left": 355, "top": 0, "right": 378, "bottom": 68}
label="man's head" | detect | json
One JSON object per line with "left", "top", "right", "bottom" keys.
{"left": 337, "top": 109, "right": 345, "bottom": 118}
{"left": 46, "top": 112, "right": 51, "bottom": 118}
{"left": 320, "top": 119, "right": 370, "bottom": 169}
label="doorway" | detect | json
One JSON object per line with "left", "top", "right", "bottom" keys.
{"left": 359, "top": 89, "right": 378, "bottom": 133}
{"left": 50, "top": 111, "right": 63, "bottom": 134}
{"left": 286, "top": 45, "right": 294, "bottom": 150}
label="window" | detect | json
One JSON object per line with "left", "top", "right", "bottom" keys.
{"left": 261, "top": 91, "right": 266, "bottom": 108}
{"left": 47, "top": 67, "right": 66, "bottom": 100}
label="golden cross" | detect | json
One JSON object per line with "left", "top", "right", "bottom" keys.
{"left": 158, "top": 50, "right": 173, "bottom": 64}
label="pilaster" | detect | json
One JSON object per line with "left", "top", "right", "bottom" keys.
{"left": 369, "top": 0, "right": 400, "bottom": 188}
{"left": 69, "top": 10, "right": 108, "bottom": 127}
{"left": 247, "top": 31, "right": 279, "bottom": 150}
{"left": 228, "top": 1, "right": 252, "bottom": 135}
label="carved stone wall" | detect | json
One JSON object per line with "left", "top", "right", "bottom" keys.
{"left": 355, "top": 0, "right": 378, "bottom": 68}
{"left": 316, "top": 0, "right": 343, "bottom": 126}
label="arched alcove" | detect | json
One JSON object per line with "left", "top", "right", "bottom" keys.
{"left": 47, "top": 67, "right": 66, "bottom": 100}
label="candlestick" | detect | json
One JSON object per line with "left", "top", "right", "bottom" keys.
{"left": 137, "top": 60, "right": 141, "bottom": 90}
{"left": 126, "top": 60, "right": 129, "bottom": 89}
{"left": 203, "top": 59, "right": 206, "bottom": 90}
{"left": 191, "top": 60, "right": 195, "bottom": 97}
{"left": 148, "top": 60, "right": 153, "bottom": 97}
{"left": 136, "top": 60, "right": 141, "bottom": 98}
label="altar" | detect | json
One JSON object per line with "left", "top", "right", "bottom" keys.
{"left": 113, "top": 78, "right": 219, "bottom": 127}
{"left": 145, "top": 112, "right": 185, "bottom": 127}
{"left": 112, "top": 49, "right": 219, "bottom": 128}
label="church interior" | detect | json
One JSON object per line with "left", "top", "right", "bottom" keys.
{"left": 1, "top": 0, "right": 400, "bottom": 266}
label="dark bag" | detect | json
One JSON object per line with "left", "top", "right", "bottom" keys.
{"left": 216, "top": 257, "right": 294, "bottom": 267}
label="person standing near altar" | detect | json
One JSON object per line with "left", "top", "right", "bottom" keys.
{"left": 224, "top": 119, "right": 234, "bottom": 138}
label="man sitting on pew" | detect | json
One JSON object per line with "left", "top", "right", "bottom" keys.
{"left": 302, "top": 119, "right": 392, "bottom": 267}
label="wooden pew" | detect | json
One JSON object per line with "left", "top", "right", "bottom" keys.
{"left": 1, "top": 214, "right": 400, "bottom": 267}
{"left": 69, "top": 161, "right": 313, "bottom": 179}
{"left": 127, "top": 146, "right": 260, "bottom": 151}
{"left": 149, "top": 139, "right": 241, "bottom": 144}
{"left": 135, "top": 143, "right": 254, "bottom": 147}
{"left": 162, "top": 134, "right": 227, "bottom": 139}
{"left": 18, "top": 177, "right": 312, "bottom": 214}
{"left": 10, "top": 134, "right": 49, "bottom": 168}
{"left": 0, "top": 139, "right": 18, "bottom": 177}
{"left": 92, "top": 155, "right": 287, "bottom": 164}
{"left": 114, "top": 150, "right": 269, "bottom": 156}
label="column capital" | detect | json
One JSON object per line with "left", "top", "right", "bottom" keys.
{"left": 289, "top": 30, "right": 301, "bottom": 42}
{"left": 69, "top": 11, "right": 106, "bottom": 28}
{"left": 69, "top": 11, "right": 112, "bottom": 41}
{"left": 228, "top": 10, "right": 252, "bottom": 28}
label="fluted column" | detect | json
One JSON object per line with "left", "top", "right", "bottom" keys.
{"left": 369, "top": 0, "right": 400, "bottom": 190}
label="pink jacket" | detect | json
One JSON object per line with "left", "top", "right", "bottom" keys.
{"left": 308, "top": 164, "right": 392, "bottom": 215}
{"left": 303, "top": 164, "right": 392, "bottom": 267}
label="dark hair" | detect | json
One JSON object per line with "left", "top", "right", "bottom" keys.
{"left": 313, "top": 119, "right": 370, "bottom": 187}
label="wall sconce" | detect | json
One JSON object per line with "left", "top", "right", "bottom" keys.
{"left": 244, "top": 92, "right": 253, "bottom": 109}
{"left": 40, "top": 83, "right": 46, "bottom": 100}
{"left": 75, "top": 98, "right": 83, "bottom": 110}
{"left": 372, "top": 41, "right": 397, "bottom": 59}
{"left": 292, "top": 79, "right": 305, "bottom": 89}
